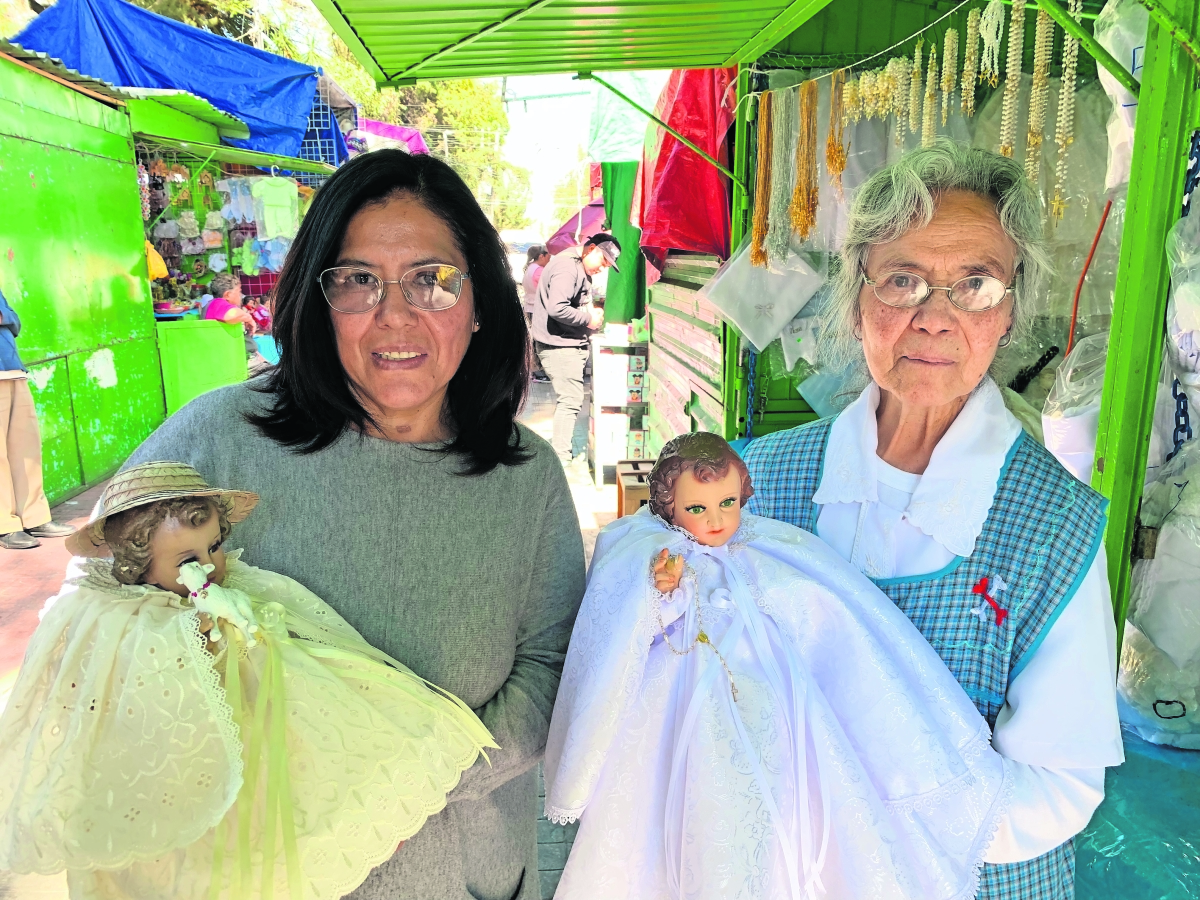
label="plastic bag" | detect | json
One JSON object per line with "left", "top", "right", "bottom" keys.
{"left": 1042, "top": 333, "right": 1108, "bottom": 482}
{"left": 797, "top": 364, "right": 860, "bottom": 418}
{"left": 1093, "top": 0, "right": 1148, "bottom": 190}
{"left": 780, "top": 282, "right": 831, "bottom": 372}
{"left": 1118, "top": 439, "right": 1200, "bottom": 748}
{"left": 699, "top": 235, "right": 827, "bottom": 352}
{"left": 153, "top": 218, "right": 179, "bottom": 239}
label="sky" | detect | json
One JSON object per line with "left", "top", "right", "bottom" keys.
{"left": 501, "top": 74, "right": 595, "bottom": 237}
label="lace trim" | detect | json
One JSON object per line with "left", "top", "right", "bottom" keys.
{"left": 953, "top": 752, "right": 1016, "bottom": 900}
{"left": 881, "top": 720, "right": 994, "bottom": 814}
{"left": 544, "top": 805, "right": 583, "bottom": 826}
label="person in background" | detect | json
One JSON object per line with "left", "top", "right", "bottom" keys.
{"left": 204, "top": 273, "right": 270, "bottom": 374}
{"left": 522, "top": 244, "right": 551, "bottom": 384}
{"left": 531, "top": 233, "right": 620, "bottom": 470}
{"left": 522, "top": 244, "right": 550, "bottom": 319}
{"left": 246, "top": 296, "right": 272, "bottom": 334}
{"left": 0, "top": 287, "right": 74, "bottom": 550}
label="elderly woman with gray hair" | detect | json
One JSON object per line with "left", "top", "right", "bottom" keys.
{"left": 743, "top": 142, "right": 1122, "bottom": 899}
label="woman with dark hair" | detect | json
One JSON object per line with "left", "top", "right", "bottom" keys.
{"left": 123, "top": 150, "right": 585, "bottom": 900}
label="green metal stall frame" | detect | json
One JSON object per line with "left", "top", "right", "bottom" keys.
{"left": 0, "top": 49, "right": 333, "bottom": 504}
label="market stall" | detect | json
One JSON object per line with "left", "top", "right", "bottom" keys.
{"left": 0, "top": 16, "right": 336, "bottom": 499}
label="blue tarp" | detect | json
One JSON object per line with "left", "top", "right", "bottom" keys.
{"left": 14, "top": 0, "right": 317, "bottom": 156}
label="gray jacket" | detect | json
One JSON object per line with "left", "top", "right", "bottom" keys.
{"left": 125, "top": 383, "right": 586, "bottom": 900}
{"left": 531, "top": 249, "right": 592, "bottom": 348}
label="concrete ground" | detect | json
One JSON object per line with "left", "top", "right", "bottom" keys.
{"left": 0, "top": 379, "right": 608, "bottom": 900}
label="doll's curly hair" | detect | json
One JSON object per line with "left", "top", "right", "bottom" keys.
{"left": 648, "top": 432, "right": 755, "bottom": 523}
{"left": 101, "top": 496, "right": 233, "bottom": 585}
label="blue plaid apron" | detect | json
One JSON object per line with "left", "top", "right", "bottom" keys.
{"left": 743, "top": 418, "right": 1109, "bottom": 900}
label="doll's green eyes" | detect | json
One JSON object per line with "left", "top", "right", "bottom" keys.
{"left": 683, "top": 497, "right": 737, "bottom": 515}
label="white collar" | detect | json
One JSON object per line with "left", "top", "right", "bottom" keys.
{"left": 813, "top": 379, "right": 1023, "bottom": 556}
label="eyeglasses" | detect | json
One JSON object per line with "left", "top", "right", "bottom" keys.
{"left": 861, "top": 268, "right": 1015, "bottom": 312}
{"left": 319, "top": 264, "right": 470, "bottom": 313}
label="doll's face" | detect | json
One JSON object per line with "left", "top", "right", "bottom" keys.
{"left": 144, "top": 514, "right": 227, "bottom": 598}
{"left": 671, "top": 467, "right": 742, "bottom": 547}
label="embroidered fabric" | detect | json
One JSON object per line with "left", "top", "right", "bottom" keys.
{"left": 0, "top": 554, "right": 495, "bottom": 900}
{"left": 545, "top": 510, "right": 1010, "bottom": 900}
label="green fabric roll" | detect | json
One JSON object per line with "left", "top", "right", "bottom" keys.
{"left": 600, "top": 161, "right": 645, "bottom": 324}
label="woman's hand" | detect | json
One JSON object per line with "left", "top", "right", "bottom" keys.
{"left": 653, "top": 548, "right": 683, "bottom": 593}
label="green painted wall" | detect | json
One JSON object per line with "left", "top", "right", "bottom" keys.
{"left": 0, "top": 56, "right": 165, "bottom": 502}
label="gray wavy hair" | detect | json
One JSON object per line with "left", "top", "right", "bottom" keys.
{"left": 822, "top": 140, "right": 1051, "bottom": 382}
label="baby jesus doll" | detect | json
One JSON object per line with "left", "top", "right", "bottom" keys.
{"left": 544, "top": 433, "right": 1011, "bottom": 900}
{"left": 0, "top": 462, "right": 495, "bottom": 900}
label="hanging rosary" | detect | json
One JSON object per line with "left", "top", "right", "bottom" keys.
{"left": 1052, "top": 0, "right": 1083, "bottom": 220}
{"left": 941, "top": 28, "right": 959, "bottom": 126}
{"left": 791, "top": 79, "right": 821, "bottom": 240}
{"left": 980, "top": 0, "right": 1005, "bottom": 87}
{"left": 1026, "top": 8, "right": 1056, "bottom": 181}
{"left": 909, "top": 42, "right": 925, "bottom": 138}
{"left": 827, "top": 70, "right": 849, "bottom": 198}
{"left": 999, "top": 0, "right": 1026, "bottom": 157}
{"left": 962, "top": 8, "right": 981, "bottom": 116}
{"left": 922, "top": 43, "right": 939, "bottom": 147}
{"left": 654, "top": 575, "right": 739, "bottom": 702}
{"left": 891, "top": 56, "right": 912, "bottom": 144}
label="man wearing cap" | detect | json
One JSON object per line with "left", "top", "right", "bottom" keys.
{"left": 0, "top": 286, "right": 73, "bottom": 550}
{"left": 531, "top": 233, "right": 621, "bottom": 467}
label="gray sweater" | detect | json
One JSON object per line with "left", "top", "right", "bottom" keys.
{"left": 125, "top": 383, "right": 585, "bottom": 900}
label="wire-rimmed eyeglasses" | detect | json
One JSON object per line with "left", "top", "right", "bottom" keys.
{"left": 319, "top": 264, "right": 470, "bottom": 313}
{"left": 861, "top": 267, "right": 1015, "bottom": 312}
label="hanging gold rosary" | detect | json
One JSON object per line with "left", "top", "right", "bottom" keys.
{"left": 827, "top": 70, "right": 849, "bottom": 199}
{"left": 790, "top": 79, "right": 820, "bottom": 240}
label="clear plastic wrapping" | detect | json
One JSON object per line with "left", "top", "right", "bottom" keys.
{"left": 1118, "top": 440, "right": 1200, "bottom": 748}
{"left": 698, "top": 235, "right": 827, "bottom": 352}
{"left": 1041, "top": 333, "right": 1108, "bottom": 482}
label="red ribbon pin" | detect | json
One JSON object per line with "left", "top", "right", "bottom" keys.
{"left": 971, "top": 576, "right": 1009, "bottom": 628}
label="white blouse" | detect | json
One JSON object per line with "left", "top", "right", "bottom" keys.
{"left": 812, "top": 380, "right": 1124, "bottom": 864}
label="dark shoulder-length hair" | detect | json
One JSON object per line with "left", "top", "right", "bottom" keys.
{"left": 247, "top": 149, "right": 531, "bottom": 475}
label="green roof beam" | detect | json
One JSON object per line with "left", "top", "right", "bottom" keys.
{"left": 1036, "top": 0, "right": 1140, "bottom": 96}
{"left": 388, "top": 0, "right": 560, "bottom": 82}
{"left": 724, "top": 0, "right": 838, "bottom": 65}
{"left": 308, "top": 0, "right": 388, "bottom": 82}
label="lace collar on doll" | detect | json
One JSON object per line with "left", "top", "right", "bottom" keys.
{"left": 812, "top": 379, "right": 1022, "bottom": 556}
{"left": 74, "top": 549, "right": 245, "bottom": 598}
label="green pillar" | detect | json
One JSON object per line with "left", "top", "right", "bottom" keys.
{"left": 1092, "top": 0, "right": 1200, "bottom": 644}
{"left": 600, "top": 161, "right": 645, "bottom": 323}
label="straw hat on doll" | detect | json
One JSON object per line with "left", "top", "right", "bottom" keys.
{"left": 65, "top": 461, "right": 259, "bottom": 558}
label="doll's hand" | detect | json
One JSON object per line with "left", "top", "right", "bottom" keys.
{"left": 178, "top": 562, "right": 259, "bottom": 647}
{"left": 653, "top": 548, "right": 683, "bottom": 594}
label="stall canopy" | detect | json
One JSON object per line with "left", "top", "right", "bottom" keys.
{"left": 547, "top": 199, "right": 606, "bottom": 256}
{"left": 310, "top": 0, "right": 836, "bottom": 85}
{"left": 14, "top": 0, "right": 317, "bottom": 156}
